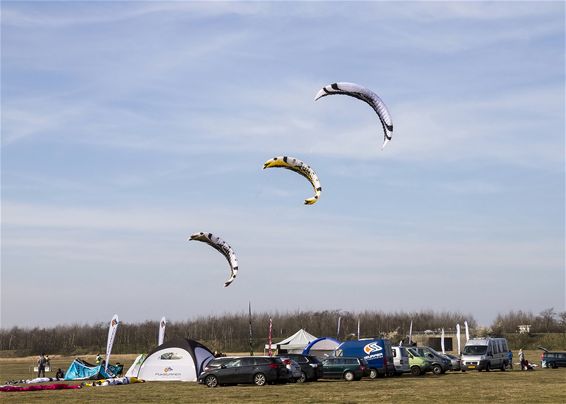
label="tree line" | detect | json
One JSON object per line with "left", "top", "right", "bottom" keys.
{"left": 0, "top": 308, "right": 563, "bottom": 356}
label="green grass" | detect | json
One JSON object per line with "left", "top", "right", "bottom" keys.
{"left": 1, "top": 351, "right": 565, "bottom": 403}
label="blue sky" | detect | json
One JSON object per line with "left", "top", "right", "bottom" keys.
{"left": 1, "top": 1, "right": 564, "bottom": 328}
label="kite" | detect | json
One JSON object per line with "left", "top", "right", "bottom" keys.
{"left": 188, "top": 232, "right": 238, "bottom": 287}
{"left": 315, "top": 82, "right": 393, "bottom": 149}
{"left": 263, "top": 156, "right": 322, "bottom": 205}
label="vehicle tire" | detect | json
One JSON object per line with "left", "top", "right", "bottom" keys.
{"left": 550, "top": 362, "right": 557, "bottom": 369}
{"left": 204, "top": 375, "right": 218, "bottom": 388}
{"left": 485, "top": 362, "right": 491, "bottom": 372}
{"left": 500, "top": 361, "right": 506, "bottom": 371}
{"left": 253, "top": 373, "right": 267, "bottom": 386}
{"left": 297, "top": 371, "right": 307, "bottom": 383}
{"left": 432, "top": 364, "right": 442, "bottom": 375}
{"left": 410, "top": 366, "right": 422, "bottom": 376}
{"left": 369, "top": 369, "right": 378, "bottom": 379}
{"left": 343, "top": 371, "right": 355, "bottom": 381}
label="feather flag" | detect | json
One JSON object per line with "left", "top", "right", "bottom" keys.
{"left": 441, "top": 328, "right": 445, "bottom": 354}
{"left": 464, "top": 321, "right": 470, "bottom": 342}
{"left": 456, "top": 324, "right": 461, "bottom": 355}
{"left": 158, "top": 317, "right": 166, "bottom": 346}
{"left": 105, "top": 314, "right": 119, "bottom": 372}
{"left": 268, "top": 317, "right": 273, "bottom": 357}
{"left": 408, "top": 320, "right": 413, "bottom": 345}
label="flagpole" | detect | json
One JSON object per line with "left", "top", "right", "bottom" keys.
{"left": 248, "top": 301, "right": 254, "bottom": 356}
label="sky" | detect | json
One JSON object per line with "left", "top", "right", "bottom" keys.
{"left": 1, "top": 1, "right": 564, "bottom": 329}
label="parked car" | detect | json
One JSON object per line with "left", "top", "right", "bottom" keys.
{"left": 443, "top": 353, "right": 462, "bottom": 371}
{"left": 320, "top": 357, "right": 370, "bottom": 381}
{"left": 283, "top": 353, "right": 323, "bottom": 382}
{"left": 406, "top": 348, "right": 432, "bottom": 376}
{"left": 277, "top": 357, "right": 302, "bottom": 382}
{"left": 407, "top": 346, "right": 451, "bottom": 375}
{"left": 461, "top": 338, "right": 509, "bottom": 372}
{"left": 335, "top": 339, "right": 396, "bottom": 378}
{"left": 198, "top": 356, "right": 289, "bottom": 387}
{"left": 539, "top": 349, "right": 566, "bottom": 369}
{"left": 392, "top": 346, "right": 410, "bottom": 375}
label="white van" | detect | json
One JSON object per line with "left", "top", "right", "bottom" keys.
{"left": 391, "top": 346, "right": 410, "bottom": 375}
{"left": 461, "top": 338, "right": 509, "bottom": 372}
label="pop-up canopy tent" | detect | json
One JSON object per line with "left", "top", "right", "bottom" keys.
{"left": 64, "top": 358, "right": 121, "bottom": 380}
{"left": 125, "top": 338, "right": 214, "bottom": 382}
{"left": 264, "top": 329, "right": 317, "bottom": 354}
{"left": 302, "top": 337, "right": 341, "bottom": 357}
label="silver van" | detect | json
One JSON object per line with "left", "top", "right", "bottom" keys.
{"left": 461, "top": 338, "right": 509, "bottom": 372}
{"left": 392, "top": 346, "right": 410, "bottom": 375}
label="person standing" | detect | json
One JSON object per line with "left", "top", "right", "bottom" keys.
{"left": 518, "top": 349, "right": 525, "bottom": 370}
{"left": 37, "top": 353, "right": 47, "bottom": 377}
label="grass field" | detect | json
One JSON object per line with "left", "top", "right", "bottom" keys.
{"left": 1, "top": 351, "right": 565, "bottom": 403}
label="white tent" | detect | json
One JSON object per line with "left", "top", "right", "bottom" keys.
{"left": 128, "top": 338, "right": 214, "bottom": 382}
{"left": 265, "top": 329, "right": 317, "bottom": 354}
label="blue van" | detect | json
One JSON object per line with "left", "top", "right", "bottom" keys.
{"left": 335, "top": 339, "right": 395, "bottom": 378}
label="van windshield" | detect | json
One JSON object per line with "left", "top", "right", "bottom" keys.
{"left": 463, "top": 345, "right": 487, "bottom": 355}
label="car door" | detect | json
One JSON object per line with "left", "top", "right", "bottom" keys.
{"left": 233, "top": 358, "right": 255, "bottom": 383}
{"left": 322, "top": 358, "right": 338, "bottom": 378}
{"left": 220, "top": 358, "right": 242, "bottom": 384}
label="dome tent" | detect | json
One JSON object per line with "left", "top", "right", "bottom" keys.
{"left": 302, "top": 337, "right": 341, "bottom": 357}
{"left": 128, "top": 338, "right": 214, "bottom": 381}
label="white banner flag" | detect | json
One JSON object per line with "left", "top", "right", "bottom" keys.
{"left": 158, "top": 317, "right": 167, "bottom": 346}
{"left": 441, "top": 328, "right": 445, "bottom": 354}
{"left": 105, "top": 314, "right": 119, "bottom": 372}
{"left": 464, "top": 321, "right": 470, "bottom": 342}
{"left": 456, "top": 323, "right": 461, "bottom": 355}
{"left": 408, "top": 320, "right": 413, "bottom": 344}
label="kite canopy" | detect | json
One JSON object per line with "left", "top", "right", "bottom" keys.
{"left": 188, "top": 232, "right": 239, "bottom": 287}
{"left": 64, "top": 358, "right": 120, "bottom": 381}
{"left": 263, "top": 156, "right": 322, "bottom": 205}
{"left": 315, "top": 82, "right": 393, "bottom": 149}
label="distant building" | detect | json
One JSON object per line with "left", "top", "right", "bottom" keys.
{"left": 518, "top": 324, "right": 531, "bottom": 334}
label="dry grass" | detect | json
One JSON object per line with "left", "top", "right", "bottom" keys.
{"left": 0, "top": 351, "right": 564, "bottom": 403}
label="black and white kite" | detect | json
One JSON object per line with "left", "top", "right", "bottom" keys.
{"left": 188, "top": 232, "right": 239, "bottom": 287}
{"left": 315, "top": 82, "right": 393, "bottom": 149}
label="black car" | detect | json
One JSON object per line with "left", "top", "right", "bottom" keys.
{"left": 198, "top": 356, "right": 289, "bottom": 387}
{"left": 540, "top": 350, "right": 566, "bottom": 369}
{"left": 279, "top": 354, "right": 323, "bottom": 382}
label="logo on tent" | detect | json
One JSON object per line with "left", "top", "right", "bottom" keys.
{"left": 163, "top": 367, "right": 173, "bottom": 373}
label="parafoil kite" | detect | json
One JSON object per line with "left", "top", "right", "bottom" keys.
{"left": 314, "top": 82, "right": 393, "bottom": 149}
{"left": 263, "top": 156, "right": 322, "bottom": 205}
{"left": 188, "top": 232, "right": 238, "bottom": 287}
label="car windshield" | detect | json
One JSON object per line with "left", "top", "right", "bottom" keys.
{"left": 463, "top": 345, "right": 488, "bottom": 355}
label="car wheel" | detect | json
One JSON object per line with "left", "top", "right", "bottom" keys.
{"left": 410, "top": 366, "right": 422, "bottom": 376}
{"left": 298, "top": 371, "right": 307, "bottom": 383}
{"left": 253, "top": 373, "right": 267, "bottom": 386}
{"left": 344, "top": 371, "right": 355, "bottom": 381}
{"left": 204, "top": 375, "right": 218, "bottom": 388}
{"left": 550, "top": 362, "right": 557, "bottom": 369}
{"left": 500, "top": 362, "right": 506, "bottom": 371}
{"left": 432, "top": 364, "right": 442, "bottom": 375}
{"left": 369, "top": 369, "right": 378, "bottom": 379}
{"left": 485, "top": 362, "right": 491, "bottom": 372}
